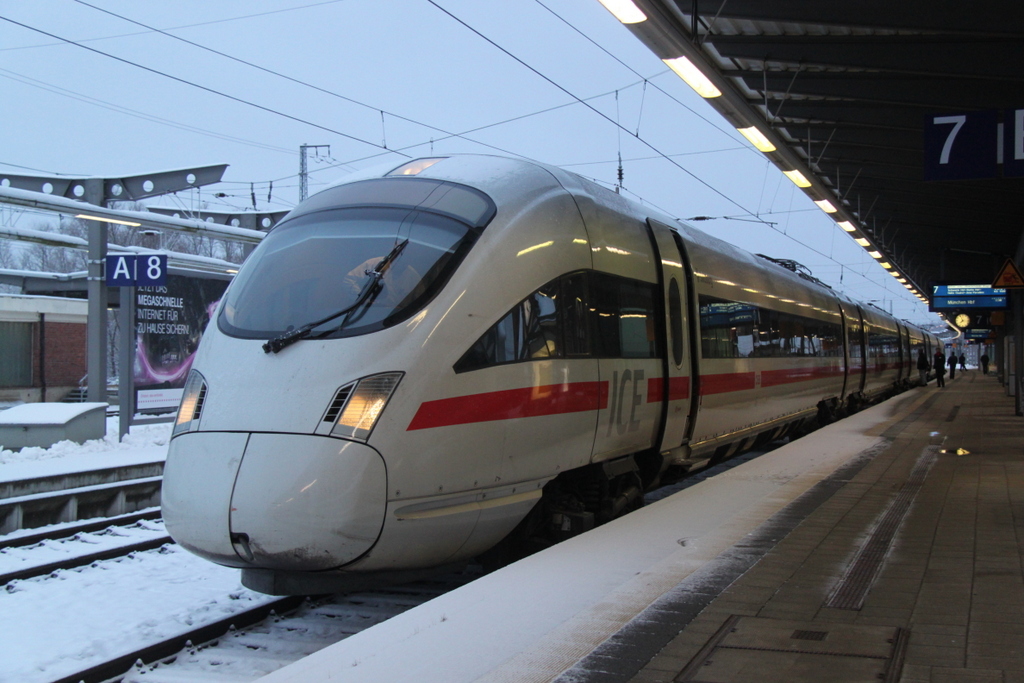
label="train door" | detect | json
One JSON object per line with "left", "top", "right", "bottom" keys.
{"left": 588, "top": 267, "right": 665, "bottom": 462}
{"left": 850, "top": 307, "right": 867, "bottom": 395}
{"left": 646, "top": 219, "right": 694, "bottom": 453}
{"left": 898, "top": 322, "right": 910, "bottom": 382}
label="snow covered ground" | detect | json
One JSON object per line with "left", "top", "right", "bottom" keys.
{"left": 0, "top": 416, "right": 170, "bottom": 482}
{"left": 0, "top": 415, "right": 277, "bottom": 683}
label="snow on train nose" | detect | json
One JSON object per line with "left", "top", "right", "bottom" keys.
{"left": 163, "top": 432, "right": 387, "bottom": 571}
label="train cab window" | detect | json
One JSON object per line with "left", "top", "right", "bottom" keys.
{"left": 219, "top": 207, "right": 477, "bottom": 339}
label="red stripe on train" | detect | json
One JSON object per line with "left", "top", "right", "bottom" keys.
{"left": 700, "top": 372, "right": 756, "bottom": 395}
{"left": 760, "top": 365, "right": 844, "bottom": 387}
{"left": 647, "top": 376, "right": 691, "bottom": 402}
{"left": 407, "top": 381, "right": 608, "bottom": 431}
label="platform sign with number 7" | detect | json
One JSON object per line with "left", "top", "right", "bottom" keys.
{"left": 105, "top": 254, "right": 167, "bottom": 286}
{"left": 924, "top": 110, "right": 998, "bottom": 181}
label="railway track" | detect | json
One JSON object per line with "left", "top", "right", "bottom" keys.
{"left": 50, "top": 568, "right": 481, "bottom": 683}
{"left": 0, "top": 464, "right": 169, "bottom": 585}
{"left": 0, "top": 461, "right": 164, "bottom": 535}
{"left": 0, "top": 522, "right": 170, "bottom": 586}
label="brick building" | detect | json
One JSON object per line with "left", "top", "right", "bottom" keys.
{"left": 0, "top": 295, "right": 88, "bottom": 403}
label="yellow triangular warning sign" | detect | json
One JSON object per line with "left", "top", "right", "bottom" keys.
{"left": 993, "top": 259, "right": 1024, "bottom": 288}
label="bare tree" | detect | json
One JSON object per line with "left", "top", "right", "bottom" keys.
{"left": 0, "top": 238, "right": 16, "bottom": 269}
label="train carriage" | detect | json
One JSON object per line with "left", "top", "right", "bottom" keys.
{"left": 162, "top": 155, "right": 937, "bottom": 594}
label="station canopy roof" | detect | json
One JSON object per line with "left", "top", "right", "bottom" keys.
{"left": 617, "top": 1, "right": 1024, "bottom": 294}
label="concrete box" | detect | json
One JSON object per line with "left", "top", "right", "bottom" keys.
{"left": 0, "top": 402, "right": 108, "bottom": 450}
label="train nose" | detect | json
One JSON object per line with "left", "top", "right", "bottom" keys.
{"left": 163, "top": 432, "right": 387, "bottom": 571}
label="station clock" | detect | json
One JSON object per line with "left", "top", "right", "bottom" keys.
{"left": 955, "top": 313, "right": 971, "bottom": 329}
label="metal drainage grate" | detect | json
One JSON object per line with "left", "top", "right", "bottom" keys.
{"left": 678, "top": 615, "right": 908, "bottom": 683}
{"left": 826, "top": 448, "right": 936, "bottom": 610}
{"left": 792, "top": 630, "right": 829, "bottom": 641}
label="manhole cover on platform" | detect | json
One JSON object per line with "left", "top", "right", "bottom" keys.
{"left": 677, "top": 615, "right": 907, "bottom": 682}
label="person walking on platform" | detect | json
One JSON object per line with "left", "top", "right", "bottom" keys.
{"left": 948, "top": 352, "right": 957, "bottom": 380}
{"left": 981, "top": 353, "right": 990, "bottom": 375}
{"left": 917, "top": 349, "right": 930, "bottom": 385}
{"left": 959, "top": 353, "right": 967, "bottom": 371}
{"left": 934, "top": 349, "right": 946, "bottom": 387}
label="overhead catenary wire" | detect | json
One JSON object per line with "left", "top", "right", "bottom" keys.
{"left": 0, "top": 15, "right": 410, "bottom": 158}
{"left": 0, "top": 0, "right": 352, "bottom": 53}
{"left": 0, "top": 68, "right": 297, "bottom": 157}
{"left": 70, "top": 0, "right": 539, "bottom": 170}
{"left": 424, "top": 0, "right": 773, "bottom": 229}
{"left": 266, "top": 76, "right": 662, "bottom": 183}
{"left": 531, "top": 0, "right": 763, "bottom": 157}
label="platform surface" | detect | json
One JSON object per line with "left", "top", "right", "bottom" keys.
{"left": 259, "top": 370, "right": 1024, "bottom": 683}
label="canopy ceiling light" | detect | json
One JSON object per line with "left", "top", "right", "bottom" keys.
{"left": 782, "top": 169, "right": 811, "bottom": 188}
{"left": 75, "top": 213, "right": 141, "bottom": 227}
{"left": 663, "top": 56, "right": 721, "bottom": 98}
{"left": 814, "top": 199, "right": 838, "bottom": 214}
{"left": 596, "top": 0, "right": 647, "bottom": 23}
{"left": 736, "top": 126, "right": 776, "bottom": 152}
{"left": 836, "top": 220, "right": 856, "bottom": 232}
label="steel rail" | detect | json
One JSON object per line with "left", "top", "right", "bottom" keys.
{"left": 0, "top": 534, "right": 172, "bottom": 586}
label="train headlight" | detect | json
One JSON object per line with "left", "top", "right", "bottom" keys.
{"left": 173, "top": 370, "right": 208, "bottom": 437}
{"left": 330, "top": 372, "right": 403, "bottom": 442}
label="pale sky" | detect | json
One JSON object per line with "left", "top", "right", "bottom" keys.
{"left": 0, "top": 0, "right": 940, "bottom": 325}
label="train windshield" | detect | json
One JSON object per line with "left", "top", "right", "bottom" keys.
{"left": 219, "top": 207, "right": 475, "bottom": 339}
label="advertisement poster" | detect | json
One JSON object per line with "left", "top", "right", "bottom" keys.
{"left": 134, "top": 274, "right": 229, "bottom": 412}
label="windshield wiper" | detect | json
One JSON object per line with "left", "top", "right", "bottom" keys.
{"left": 263, "top": 239, "right": 409, "bottom": 354}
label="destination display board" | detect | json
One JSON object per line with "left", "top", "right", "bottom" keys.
{"left": 930, "top": 284, "right": 1007, "bottom": 311}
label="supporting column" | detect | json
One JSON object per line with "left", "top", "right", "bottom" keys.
{"left": 1015, "top": 289, "right": 1023, "bottom": 416}
{"left": 83, "top": 178, "right": 108, "bottom": 404}
{"left": 119, "top": 285, "right": 136, "bottom": 440}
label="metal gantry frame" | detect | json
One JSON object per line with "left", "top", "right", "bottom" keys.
{"left": 0, "top": 171, "right": 282, "bottom": 438}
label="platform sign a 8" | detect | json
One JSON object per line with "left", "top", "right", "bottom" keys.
{"left": 136, "top": 254, "right": 167, "bottom": 286}
{"left": 105, "top": 254, "right": 167, "bottom": 286}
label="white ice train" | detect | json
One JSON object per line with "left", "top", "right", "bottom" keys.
{"left": 162, "top": 155, "right": 940, "bottom": 594}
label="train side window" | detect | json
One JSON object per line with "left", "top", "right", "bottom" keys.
{"left": 561, "top": 272, "right": 590, "bottom": 357}
{"left": 700, "top": 294, "right": 843, "bottom": 359}
{"left": 455, "top": 280, "right": 561, "bottom": 372}
{"left": 524, "top": 284, "right": 560, "bottom": 359}
{"left": 699, "top": 295, "right": 757, "bottom": 358}
{"left": 590, "top": 272, "right": 659, "bottom": 359}
{"left": 668, "top": 279, "right": 683, "bottom": 366}
{"left": 455, "top": 270, "right": 660, "bottom": 372}
{"left": 848, "top": 321, "right": 864, "bottom": 361}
